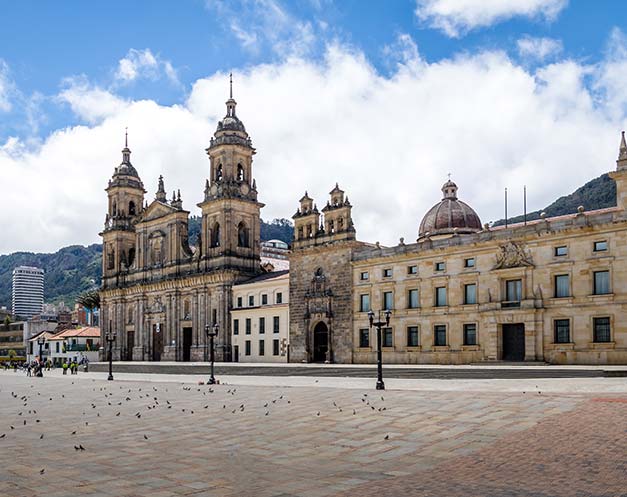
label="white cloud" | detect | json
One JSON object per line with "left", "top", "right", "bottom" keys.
{"left": 0, "top": 60, "right": 14, "bottom": 112}
{"left": 206, "top": 0, "right": 317, "bottom": 57}
{"left": 3, "top": 30, "right": 627, "bottom": 254}
{"left": 114, "top": 48, "right": 179, "bottom": 85}
{"left": 415, "top": 0, "right": 568, "bottom": 38}
{"left": 517, "top": 35, "right": 563, "bottom": 61}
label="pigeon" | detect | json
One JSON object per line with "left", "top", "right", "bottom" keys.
{"left": 71, "top": 431, "right": 77, "bottom": 435}
{"left": 0, "top": 434, "right": 5, "bottom": 439}
{"left": 265, "top": 411, "right": 269, "bottom": 416}
{"left": 316, "top": 412, "right": 320, "bottom": 416}
{"left": 79, "top": 445, "right": 85, "bottom": 451}
{"left": 384, "top": 435, "right": 389, "bottom": 440}
{"left": 39, "top": 434, "right": 44, "bottom": 439}
{"left": 115, "top": 412, "right": 120, "bottom": 417}
{"left": 39, "top": 469, "right": 45, "bottom": 475}
{"left": 353, "top": 409, "right": 356, "bottom": 415}
{"left": 144, "top": 435, "right": 148, "bottom": 440}
{"left": 74, "top": 445, "right": 80, "bottom": 451}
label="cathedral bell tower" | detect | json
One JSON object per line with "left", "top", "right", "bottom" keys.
{"left": 101, "top": 131, "right": 145, "bottom": 283}
{"left": 198, "top": 75, "right": 264, "bottom": 274}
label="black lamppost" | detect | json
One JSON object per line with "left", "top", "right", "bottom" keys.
{"left": 105, "top": 331, "right": 116, "bottom": 381}
{"left": 368, "top": 309, "right": 392, "bottom": 390}
{"left": 205, "top": 322, "right": 219, "bottom": 385}
{"left": 36, "top": 336, "right": 45, "bottom": 377}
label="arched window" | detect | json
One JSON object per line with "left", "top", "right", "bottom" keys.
{"left": 183, "top": 300, "right": 191, "bottom": 320}
{"left": 237, "top": 163, "right": 244, "bottom": 181}
{"left": 107, "top": 249, "right": 115, "bottom": 270}
{"left": 211, "top": 222, "right": 221, "bottom": 247}
{"left": 338, "top": 217, "right": 344, "bottom": 231}
{"left": 129, "top": 201, "right": 136, "bottom": 216}
{"left": 128, "top": 247, "right": 136, "bottom": 266}
{"left": 298, "top": 226, "right": 304, "bottom": 240}
{"left": 238, "top": 221, "right": 249, "bottom": 248}
{"left": 216, "top": 164, "right": 223, "bottom": 182}
{"left": 112, "top": 202, "right": 117, "bottom": 216}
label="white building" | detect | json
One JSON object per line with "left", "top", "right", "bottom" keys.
{"left": 12, "top": 266, "right": 44, "bottom": 319}
{"left": 231, "top": 270, "right": 289, "bottom": 362}
{"left": 27, "top": 327, "right": 100, "bottom": 364}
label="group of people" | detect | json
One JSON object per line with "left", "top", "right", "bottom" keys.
{"left": 2, "top": 356, "right": 89, "bottom": 376}
{"left": 62, "top": 359, "right": 82, "bottom": 375}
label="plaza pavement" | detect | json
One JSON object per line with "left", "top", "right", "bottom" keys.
{"left": 0, "top": 370, "right": 625, "bottom": 497}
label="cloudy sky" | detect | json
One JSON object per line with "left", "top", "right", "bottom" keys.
{"left": 1, "top": 0, "right": 627, "bottom": 254}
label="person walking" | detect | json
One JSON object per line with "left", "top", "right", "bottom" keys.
{"left": 62, "top": 361, "right": 68, "bottom": 375}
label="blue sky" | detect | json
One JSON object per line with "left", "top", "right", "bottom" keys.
{"left": 1, "top": 0, "right": 627, "bottom": 253}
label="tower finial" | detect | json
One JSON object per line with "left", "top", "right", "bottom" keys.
{"left": 230, "top": 72, "right": 233, "bottom": 99}
{"left": 125, "top": 127, "right": 128, "bottom": 148}
{"left": 617, "top": 130, "right": 627, "bottom": 170}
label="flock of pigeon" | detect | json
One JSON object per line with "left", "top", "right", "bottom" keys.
{"left": 1, "top": 376, "right": 394, "bottom": 478}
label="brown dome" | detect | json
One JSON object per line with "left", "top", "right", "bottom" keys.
{"left": 419, "top": 180, "right": 482, "bottom": 237}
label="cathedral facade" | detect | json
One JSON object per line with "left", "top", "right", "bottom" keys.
{"left": 100, "top": 84, "right": 263, "bottom": 362}
{"left": 289, "top": 135, "right": 627, "bottom": 365}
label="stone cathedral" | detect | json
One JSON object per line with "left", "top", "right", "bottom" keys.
{"left": 100, "top": 83, "right": 263, "bottom": 361}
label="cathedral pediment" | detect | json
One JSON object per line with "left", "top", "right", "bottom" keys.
{"left": 138, "top": 201, "right": 178, "bottom": 223}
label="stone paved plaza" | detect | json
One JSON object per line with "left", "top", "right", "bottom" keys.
{"left": 0, "top": 371, "right": 625, "bottom": 497}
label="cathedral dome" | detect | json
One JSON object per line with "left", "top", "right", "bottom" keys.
{"left": 418, "top": 179, "right": 482, "bottom": 238}
{"left": 216, "top": 110, "right": 247, "bottom": 133}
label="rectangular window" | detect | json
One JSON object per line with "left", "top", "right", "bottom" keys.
{"left": 245, "top": 340, "right": 251, "bottom": 356}
{"left": 259, "top": 317, "right": 265, "bottom": 334}
{"left": 408, "top": 289, "right": 419, "bottom": 309}
{"left": 506, "top": 279, "right": 522, "bottom": 302}
{"left": 233, "top": 319, "right": 239, "bottom": 335}
{"left": 554, "top": 246, "right": 567, "bottom": 257}
{"left": 245, "top": 318, "right": 251, "bottom": 335}
{"left": 593, "top": 317, "right": 611, "bottom": 343}
{"left": 435, "top": 262, "right": 445, "bottom": 271}
{"left": 383, "top": 268, "right": 393, "bottom": 278}
{"left": 435, "top": 287, "right": 447, "bottom": 307}
{"left": 248, "top": 295, "right": 254, "bottom": 307}
{"left": 434, "top": 325, "right": 447, "bottom": 346}
{"left": 360, "top": 271, "right": 369, "bottom": 280}
{"left": 554, "top": 274, "right": 570, "bottom": 298}
{"left": 554, "top": 319, "right": 570, "bottom": 344}
{"left": 259, "top": 340, "right": 265, "bottom": 356}
{"left": 407, "top": 326, "right": 419, "bottom": 347}
{"left": 593, "top": 271, "right": 610, "bottom": 295}
{"left": 261, "top": 294, "right": 268, "bottom": 305}
{"left": 237, "top": 297, "right": 242, "bottom": 308}
{"left": 273, "top": 339, "right": 280, "bottom": 356}
{"left": 383, "top": 291, "right": 394, "bottom": 310}
{"left": 594, "top": 240, "right": 608, "bottom": 252}
{"left": 407, "top": 265, "right": 417, "bottom": 275}
{"left": 359, "top": 329, "right": 369, "bottom": 348}
{"left": 464, "top": 284, "right": 477, "bottom": 305}
{"left": 56, "top": 342, "right": 60, "bottom": 353}
{"left": 273, "top": 316, "right": 280, "bottom": 333}
{"left": 463, "top": 323, "right": 477, "bottom": 346}
{"left": 276, "top": 292, "right": 283, "bottom": 304}
{"left": 212, "top": 309, "right": 217, "bottom": 324}
{"left": 359, "top": 294, "right": 370, "bottom": 312}
{"left": 464, "top": 258, "right": 475, "bottom": 268}
{"left": 382, "top": 327, "right": 393, "bottom": 347}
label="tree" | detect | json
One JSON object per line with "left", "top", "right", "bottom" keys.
{"left": 7, "top": 349, "right": 16, "bottom": 360}
{"left": 3, "top": 315, "right": 10, "bottom": 331}
{"left": 76, "top": 290, "right": 100, "bottom": 310}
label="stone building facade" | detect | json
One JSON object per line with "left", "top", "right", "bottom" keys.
{"left": 289, "top": 134, "right": 627, "bottom": 364}
{"left": 100, "top": 83, "right": 264, "bottom": 362}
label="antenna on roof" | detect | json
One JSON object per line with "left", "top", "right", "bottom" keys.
{"left": 504, "top": 188, "right": 508, "bottom": 229}
{"left": 523, "top": 185, "right": 527, "bottom": 226}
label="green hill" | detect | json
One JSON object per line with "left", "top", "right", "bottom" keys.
{"left": 0, "top": 219, "right": 293, "bottom": 309}
{"left": 492, "top": 173, "right": 616, "bottom": 226}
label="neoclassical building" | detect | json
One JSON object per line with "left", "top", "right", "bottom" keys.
{"left": 100, "top": 83, "right": 264, "bottom": 361}
{"left": 288, "top": 134, "right": 627, "bottom": 364}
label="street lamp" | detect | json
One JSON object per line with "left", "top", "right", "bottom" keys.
{"left": 368, "top": 309, "right": 392, "bottom": 390}
{"left": 205, "top": 322, "right": 219, "bottom": 385}
{"left": 36, "top": 336, "right": 46, "bottom": 377}
{"left": 105, "top": 331, "right": 116, "bottom": 381}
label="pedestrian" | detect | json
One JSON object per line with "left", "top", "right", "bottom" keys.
{"left": 26, "top": 363, "right": 31, "bottom": 377}
{"left": 62, "top": 361, "right": 68, "bottom": 375}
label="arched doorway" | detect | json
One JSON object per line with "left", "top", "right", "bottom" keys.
{"left": 313, "top": 322, "right": 329, "bottom": 362}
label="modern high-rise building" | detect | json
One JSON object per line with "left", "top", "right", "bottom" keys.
{"left": 12, "top": 266, "right": 44, "bottom": 319}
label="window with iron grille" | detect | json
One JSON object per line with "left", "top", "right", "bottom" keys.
{"left": 593, "top": 317, "right": 611, "bottom": 342}
{"left": 554, "top": 319, "right": 570, "bottom": 343}
{"left": 434, "top": 325, "right": 447, "bottom": 346}
{"left": 407, "top": 326, "right": 419, "bottom": 347}
{"left": 463, "top": 323, "right": 477, "bottom": 345}
{"left": 359, "top": 329, "right": 369, "bottom": 348}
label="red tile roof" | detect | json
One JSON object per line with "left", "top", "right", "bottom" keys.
{"left": 47, "top": 327, "right": 101, "bottom": 340}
